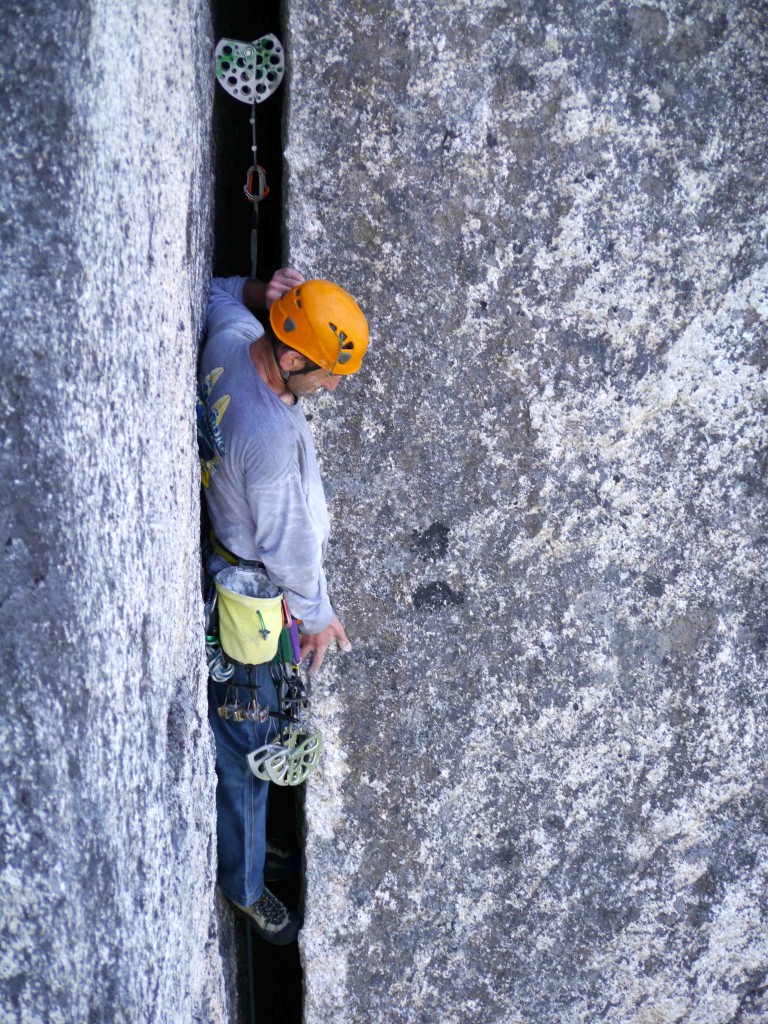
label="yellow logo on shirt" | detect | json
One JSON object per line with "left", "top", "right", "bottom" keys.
{"left": 197, "top": 367, "right": 231, "bottom": 488}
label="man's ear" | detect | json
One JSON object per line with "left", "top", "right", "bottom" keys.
{"left": 279, "top": 348, "right": 310, "bottom": 374}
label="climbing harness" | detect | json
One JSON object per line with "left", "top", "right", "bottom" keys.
{"left": 205, "top": 563, "right": 323, "bottom": 787}
{"left": 215, "top": 35, "right": 285, "bottom": 278}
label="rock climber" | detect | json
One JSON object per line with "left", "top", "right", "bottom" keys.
{"left": 197, "top": 268, "right": 369, "bottom": 944}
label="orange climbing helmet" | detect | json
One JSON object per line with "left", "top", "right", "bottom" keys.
{"left": 269, "top": 280, "right": 369, "bottom": 375}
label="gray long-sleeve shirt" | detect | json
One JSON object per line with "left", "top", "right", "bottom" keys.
{"left": 199, "top": 277, "right": 333, "bottom": 633}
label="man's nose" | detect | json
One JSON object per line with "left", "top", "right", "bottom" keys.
{"left": 323, "top": 375, "right": 341, "bottom": 392}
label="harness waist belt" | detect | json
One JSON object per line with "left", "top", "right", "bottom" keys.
{"left": 209, "top": 531, "right": 266, "bottom": 572}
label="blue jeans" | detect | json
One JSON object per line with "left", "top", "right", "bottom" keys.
{"left": 207, "top": 660, "right": 281, "bottom": 905}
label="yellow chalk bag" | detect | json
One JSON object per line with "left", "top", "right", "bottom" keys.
{"left": 214, "top": 565, "right": 283, "bottom": 665}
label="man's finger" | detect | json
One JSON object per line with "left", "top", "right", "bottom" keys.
{"left": 308, "top": 646, "right": 325, "bottom": 676}
{"left": 279, "top": 267, "right": 305, "bottom": 285}
{"left": 332, "top": 620, "right": 352, "bottom": 653}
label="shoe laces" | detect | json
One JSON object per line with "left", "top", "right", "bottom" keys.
{"left": 255, "top": 888, "right": 290, "bottom": 926}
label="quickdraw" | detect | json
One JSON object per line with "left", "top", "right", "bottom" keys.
{"left": 218, "top": 685, "right": 270, "bottom": 724}
{"left": 214, "top": 35, "right": 285, "bottom": 278}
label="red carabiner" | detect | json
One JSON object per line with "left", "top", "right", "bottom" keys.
{"left": 244, "top": 164, "right": 269, "bottom": 203}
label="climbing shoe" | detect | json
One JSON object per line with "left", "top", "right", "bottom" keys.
{"left": 228, "top": 888, "right": 302, "bottom": 945}
{"left": 264, "top": 837, "right": 301, "bottom": 882}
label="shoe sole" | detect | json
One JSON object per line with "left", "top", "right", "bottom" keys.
{"left": 227, "top": 899, "right": 302, "bottom": 946}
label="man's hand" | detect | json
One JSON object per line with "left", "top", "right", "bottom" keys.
{"left": 242, "top": 268, "right": 305, "bottom": 314}
{"left": 300, "top": 614, "right": 352, "bottom": 676}
{"left": 265, "top": 267, "right": 304, "bottom": 309}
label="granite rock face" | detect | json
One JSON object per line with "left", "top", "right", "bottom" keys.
{"left": 0, "top": 3, "right": 236, "bottom": 1022}
{"left": 2, "top": 1, "right": 766, "bottom": 1021}
{"left": 284, "top": 2, "right": 768, "bottom": 1022}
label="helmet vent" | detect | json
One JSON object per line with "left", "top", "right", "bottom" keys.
{"left": 329, "top": 322, "right": 355, "bottom": 365}
{"left": 283, "top": 317, "right": 297, "bottom": 332}
{"left": 329, "top": 324, "right": 352, "bottom": 345}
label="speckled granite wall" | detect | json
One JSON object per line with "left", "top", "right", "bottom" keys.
{"left": 284, "top": 2, "right": 768, "bottom": 1022}
{"left": 2, "top": 2, "right": 765, "bottom": 1021}
{"left": 0, "top": 3, "right": 236, "bottom": 1022}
